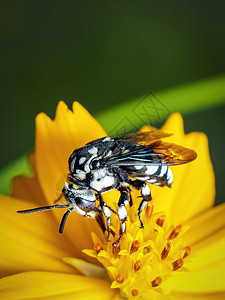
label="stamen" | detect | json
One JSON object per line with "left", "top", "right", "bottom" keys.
{"left": 116, "top": 273, "right": 124, "bottom": 284}
{"left": 156, "top": 215, "right": 166, "bottom": 227}
{"left": 172, "top": 258, "right": 183, "bottom": 271}
{"left": 94, "top": 243, "right": 103, "bottom": 254}
{"left": 183, "top": 246, "right": 191, "bottom": 258}
{"left": 161, "top": 241, "right": 171, "bottom": 260}
{"left": 146, "top": 200, "right": 155, "bottom": 218}
{"left": 113, "top": 245, "right": 120, "bottom": 258}
{"left": 151, "top": 276, "right": 162, "bottom": 287}
{"left": 168, "top": 224, "right": 182, "bottom": 240}
{"left": 130, "top": 240, "right": 140, "bottom": 254}
{"left": 86, "top": 202, "right": 190, "bottom": 298}
{"left": 134, "top": 260, "right": 141, "bottom": 271}
{"left": 131, "top": 289, "right": 139, "bottom": 296}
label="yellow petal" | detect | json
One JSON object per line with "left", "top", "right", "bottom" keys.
{"left": 182, "top": 203, "right": 225, "bottom": 271}
{"left": 11, "top": 175, "right": 46, "bottom": 207}
{"left": 163, "top": 258, "right": 225, "bottom": 293}
{"left": 169, "top": 291, "right": 225, "bottom": 300}
{"left": 11, "top": 152, "right": 47, "bottom": 206}
{"left": 0, "top": 195, "right": 76, "bottom": 277}
{"left": 63, "top": 257, "right": 108, "bottom": 279}
{"left": 164, "top": 203, "right": 225, "bottom": 293}
{"left": 184, "top": 202, "right": 225, "bottom": 247}
{"left": 142, "top": 113, "right": 215, "bottom": 224}
{"left": 0, "top": 272, "right": 116, "bottom": 300}
{"left": 35, "top": 101, "right": 107, "bottom": 258}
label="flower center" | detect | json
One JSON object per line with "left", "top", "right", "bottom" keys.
{"left": 84, "top": 201, "right": 191, "bottom": 299}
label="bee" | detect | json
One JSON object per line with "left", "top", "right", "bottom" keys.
{"left": 17, "top": 131, "right": 197, "bottom": 247}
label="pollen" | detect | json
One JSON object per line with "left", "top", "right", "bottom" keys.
{"left": 134, "top": 260, "right": 141, "bottom": 271}
{"left": 84, "top": 199, "right": 191, "bottom": 299}
{"left": 168, "top": 224, "right": 182, "bottom": 239}
{"left": 156, "top": 215, "right": 166, "bottom": 227}
{"left": 172, "top": 258, "right": 184, "bottom": 271}
{"left": 161, "top": 241, "right": 171, "bottom": 260}
{"left": 116, "top": 273, "right": 124, "bottom": 284}
{"left": 183, "top": 246, "right": 191, "bottom": 258}
{"left": 130, "top": 240, "right": 140, "bottom": 254}
{"left": 151, "top": 276, "right": 162, "bottom": 287}
{"left": 131, "top": 289, "right": 139, "bottom": 296}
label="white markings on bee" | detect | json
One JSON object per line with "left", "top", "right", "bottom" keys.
{"left": 134, "top": 165, "right": 144, "bottom": 170}
{"left": 84, "top": 148, "right": 99, "bottom": 173}
{"left": 145, "top": 165, "right": 159, "bottom": 175}
{"left": 134, "top": 176, "right": 150, "bottom": 181}
{"left": 94, "top": 168, "right": 107, "bottom": 178}
{"left": 88, "top": 147, "right": 98, "bottom": 155}
{"left": 105, "top": 150, "right": 112, "bottom": 158}
{"left": 90, "top": 168, "right": 115, "bottom": 191}
{"left": 147, "top": 178, "right": 158, "bottom": 183}
{"left": 141, "top": 184, "right": 151, "bottom": 197}
{"left": 167, "top": 167, "right": 173, "bottom": 185}
{"left": 103, "top": 137, "right": 111, "bottom": 142}
{"left": 118, "top": 205, "right": 127, "bottom": 221}
{"left": 122, "top": 149, "right": 130, "bottom": 154}
{"left": 84, "top": 163, "right": 90, "bottom": 173}
{"left": 75, "top": 169, "right": 86, "bottom": 180}
{"left": 159, "top": 165, "right": 168, "bottom": 177}
{"left": 102, "top": 206, "right": 111, "bottom": 218}
{"left": 90, "top": 175, "right": 115, "bottom": 192}
{"left": 79, "top": 157, "right": 86, "bottom": 165}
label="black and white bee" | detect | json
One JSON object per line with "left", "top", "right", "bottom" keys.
{"left": 18, "top": 131, "right": 197, "bottom": 247}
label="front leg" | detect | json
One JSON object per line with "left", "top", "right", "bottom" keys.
{"left": 113, "top": 187, "right": 129, "bottom": 247}
{"left": 98, "top": 194, "right": 113, "bottom": 241}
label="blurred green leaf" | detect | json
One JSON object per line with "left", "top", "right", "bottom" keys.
{"left": 0, "top": 153, "right": 31, "bottom": 195}
{"left": 1, "top": 74, "right": 225, "bottom": 195}
{"left": 96, "top": 74, "right": 225, "bottom": 134}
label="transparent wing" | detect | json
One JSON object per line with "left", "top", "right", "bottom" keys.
{"left": 106, "top": 131, "right": 197, "bottom": 167}
{"left": 115, "top": 131, "right": 172, "bottom": 145}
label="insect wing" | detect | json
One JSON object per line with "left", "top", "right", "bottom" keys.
{"left": 152, "top": 141, "right": 197, "bottom": 165}
{"left": 106, "top": 131, "right": 197, "bottom": 168}
{"left": 106, "top": 143, "right": 164, "bottom": 167}
{"left": 115, "top": 131, "right": 172, "bottom": 145}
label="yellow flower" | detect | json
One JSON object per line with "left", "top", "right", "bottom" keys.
{"left": 0, "top": 101, "right": 224, "bottom": 299}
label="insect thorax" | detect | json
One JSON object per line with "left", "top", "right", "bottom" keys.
{"left": 68, "top": 137, "right": 119, "bottom": 193}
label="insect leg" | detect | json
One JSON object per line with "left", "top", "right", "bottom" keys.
{"left": 113, "top": 187, "right": 129, "bottom": 247}
{"left": 98, "top": 194, "right": 112, "bottom": 241}
{"left": 94, "top": 207, "right": 106, "bottom": 233}
{"left": 129, "top": 188, "right": 133, "bottom": 207}
{"left": 131, "top": 180, "right": 152, "bottom": 228}
{"left": 115, "top": 168, "right": 133, "bottom": 207}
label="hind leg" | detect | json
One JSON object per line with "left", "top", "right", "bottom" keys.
{"left": 131, "top": 180, "right": 152, "bottom": 228}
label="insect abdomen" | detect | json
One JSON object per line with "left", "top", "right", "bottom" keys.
{"left": 126, "top": 164, "right": 173, "bottom": 187}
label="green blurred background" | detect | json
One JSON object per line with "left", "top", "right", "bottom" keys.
{"left": 1, "top": 1, "right": 225, "bottom": 203}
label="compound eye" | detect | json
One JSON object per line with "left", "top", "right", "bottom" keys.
{"left": 76, "top": 197, "right": 96, "bottom": 211}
